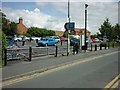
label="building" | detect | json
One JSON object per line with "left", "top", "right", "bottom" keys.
{"left": 55, "top": 31, "right": 64, "bottom": 36}
{"left": 64, "top": 28, "right": 91, "bottom": 38}
{"left": 16, "top": 17, "right": 28, "bottom": 35}
{"left": 74, "top": 28, "right": 91, "bottom": 38}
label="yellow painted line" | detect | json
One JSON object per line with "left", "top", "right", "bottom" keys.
{"left": 104, "top": 74, "right": 120, "bottom": 89}
{"left": 2, "top": 51, "right": 119, "bottom": 87}
{"left": 110, "top": 80, "right": 119, "bottom": 88}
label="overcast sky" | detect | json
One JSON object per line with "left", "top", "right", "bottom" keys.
{"left": 2, "top": 0, "right": 119, "bottom": 34}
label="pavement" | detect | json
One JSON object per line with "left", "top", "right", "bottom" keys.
{"left": 2, "top": 47, "right": 119, "bottom": 82}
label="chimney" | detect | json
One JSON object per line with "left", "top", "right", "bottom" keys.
{"left": 19, "top": 17, "right": 23, "bottom": 24}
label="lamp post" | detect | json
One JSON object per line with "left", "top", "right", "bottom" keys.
{"left": 84, "top": 4, "right": 88, "bottom": 52}
{"left": 67, "top": 0, "right": 70, "bottom": 56}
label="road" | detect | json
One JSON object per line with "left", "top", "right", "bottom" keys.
{"left": 3, "top": 49, "right": 119, "bottom": 88}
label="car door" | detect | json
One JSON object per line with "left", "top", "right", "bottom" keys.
{"left": 48, "top": 39, "right": 53, "bottom": 45}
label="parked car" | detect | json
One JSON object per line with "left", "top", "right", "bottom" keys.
{"left": 14, "top": 36, "right": 22, "bottom": 41}
{"left": 24, "top": 36, "right": 30, "bottom": 41}
{"left": 53, "top": 36, "right": 60, "bottom": 43}
{"left": 92, "top": 39, "right": 97, "bottom": 43}
{"left": 94, "top": 38, "right": 101, "bottom": 43}
{"left": 31, "top": 37, "right": 41, "bottom": 41}
{"left": 60, "top": 37, "right": 68, "bottom": 42}
{"left": 37, "top": 38, "right": 57, "bottom": 46}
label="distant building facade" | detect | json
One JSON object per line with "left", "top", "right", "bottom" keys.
{"left": 55, "top": 31, "right": 64, "bottom": 36}
{"left": 16, "top": 17, "right": 28, "bottom": 35}
{"left": 74, "top": 28, "right": 91, "bottom": 38}
{"left": 64, "top": 28, "right": 91, "bottom": 38}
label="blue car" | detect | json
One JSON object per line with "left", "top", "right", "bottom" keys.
{"left": 38, "top": 38, "right": 57, "bottom": 46}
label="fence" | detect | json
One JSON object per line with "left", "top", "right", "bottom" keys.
{"left": 3, "top": 45, "right": 68, "bottom": 66}
{"left": 3, "top": 42, "right": 115, "bottom": 66}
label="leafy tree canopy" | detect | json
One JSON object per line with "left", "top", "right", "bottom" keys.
{"left": 27, "top": 27, "right": 55, "bottom": 37}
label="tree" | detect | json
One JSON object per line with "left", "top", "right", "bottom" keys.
{"left": 2, "top": 12, "right": 17, "bottom": 36}
{"left": 112, "top": 23, "right": 120, "bottom": 40}
{"left": 2, "top": 31, "right": 6, "bottom": 61}
{"left": 3, "top": 22, "right": 17, "bottom": 36}
{"left": 99, "top": 18, "right": 113, "bottom": 41}
{"left": 27, "top": 27, "right": 55, "bottom": 37}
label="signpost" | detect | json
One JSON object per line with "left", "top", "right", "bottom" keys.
{"left": 64, "top": 22, "right": 75, "bottom": 30}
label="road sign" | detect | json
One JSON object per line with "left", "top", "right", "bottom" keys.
{"left": 64, "top": 22, "right": 75, "bottom": 30}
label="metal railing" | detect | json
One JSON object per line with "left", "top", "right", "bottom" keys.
{"left": 3, "top": 42, "right": 112, "bottom": 66}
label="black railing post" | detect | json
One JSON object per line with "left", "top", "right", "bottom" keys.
{"left": 108, "top": 43, "right": 110, "bottom": 49}
{"left": 95, "top": 44, "right": 97, "bottom": 51}
{"left": 61, "top": 41, "right": 62, "bottom": 46}
{"left": 55, "top": 46, "right": 58, "bottom": 57}
{"left": 100, "top": 43, "right": 102, "bottom": 50}
{"left": 4, "top": 48, "right": 7, "bottom": 66}
{"left": 112, "top": 43, "right": 114, "bottom": 48}
{"left": 29, "top": 47, "right": 32, "bottom": 61}
{"left": 105, "top": 43, "right": 107, "bottom": 50}
{"left": 91, "top": 43, "right": 92, "bottom": 51}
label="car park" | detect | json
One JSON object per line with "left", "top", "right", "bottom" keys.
{"left": 37, "top": 38, "right": 57, "bottom": 46}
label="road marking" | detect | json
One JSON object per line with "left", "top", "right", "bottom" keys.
{"left": 110, "top": 80, "right": 119, "bottom": 88}
{"left": 104, "top": 74, "right": 120, "bottom": 89}
{"left": 2, "top": 51, "right": 119, "bottom": 87}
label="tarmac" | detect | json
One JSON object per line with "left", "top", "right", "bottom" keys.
{"left": 2, "top": 47, "right": 118, "bottom": 82}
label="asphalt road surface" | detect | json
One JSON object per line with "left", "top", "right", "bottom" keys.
{"left": 3, "top": 50, "right": 118, "bottom": 88}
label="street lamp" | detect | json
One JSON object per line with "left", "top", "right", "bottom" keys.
{"left": 67, "top": 0, "right": 70, "bottom": 56}
{"left": 84, "top": 4, "right": 88, "bottom": 52}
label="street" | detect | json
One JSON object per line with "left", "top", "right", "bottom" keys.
{"left": 3, "top": 48, "right": 119, "bottom": 88}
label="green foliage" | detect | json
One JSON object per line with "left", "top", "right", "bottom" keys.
{"left": 2, "top": 32, "right": 6, "bottom": 61}
{"left": 27, "top": 27, "right": 55, "bottom": 37}
{"left": 63, "top": 31, "right": 67, "bottom": 38}
{"left": 112, "top": 24, "right": 120, "bottom": 39}
{"left": 69, "top": 35, "right": 74, "bottom": 39}
{"left": 99, "top": 18, "right": 120, "bottom": 41}
{"left": 2, "top": 12, "right": 17, "bottom": 36}
{"left": 2, "top": 22, "right": 17, "bottom": 36}
{"left": 99, "top": 18, "right": 113, "bottom": 41}
{"left": 24, "top": 33, "right": 31, "bottom": 37}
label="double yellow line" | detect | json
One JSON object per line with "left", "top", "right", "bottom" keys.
{"left": 103, "top": 74, "right": 120, "bottom": 90}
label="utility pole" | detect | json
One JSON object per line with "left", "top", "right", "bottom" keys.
{"left": 84, "top": 4, "right": 88, "bottom": 52}
{"left": 67, "top": 0, "right": 70, "bottom": 56}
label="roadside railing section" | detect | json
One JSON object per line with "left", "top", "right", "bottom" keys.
{"left": 4, "top": 42, "right": 117, "bottom": 66}
{"left": 4, "top": 44, "right": 69, "bottom": 66}
{"left": 6, "top": 47, "right": 29, "bottom": 61}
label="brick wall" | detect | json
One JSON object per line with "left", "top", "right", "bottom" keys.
{"left": 16, "top": 18, "right": 28, "bottom": 35}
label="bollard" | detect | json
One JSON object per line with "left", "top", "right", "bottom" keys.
{"left": 112, "top": 43, "right": 114, "bottom": 48}
{"left": 55, "top": 46, "right": 58, "bottom": 57}
{"left": 100, "top": 44, "right": 102, "bottom": 50}
{"left": 61, "top": 41, "right": 62, "bottom": 46}
{"left": 91, "top": 44, "right": 92, "bottom": 51}
{"left": 108, "top": 43, "right": 110, "bottom": 49}
{"left": 105, "top": 43, "right": 107, "bottom": 50}
{"left": 95, "top": 44, "right": 97, "bottom": 51}
{"left": 29, "top": 47, "right": 32, "bottom": 61}
{"left": 73, "top": 46, "right": 75, "bottom": 55}
{"left": 4, "top": 48, "right": 7, "bottom": 66}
